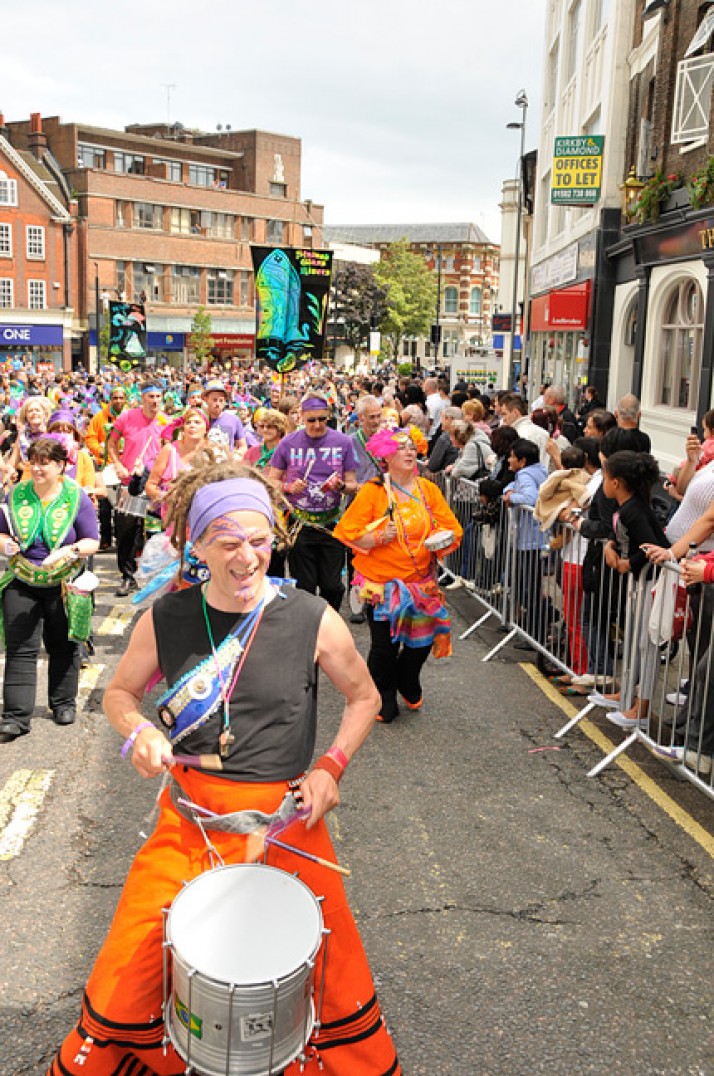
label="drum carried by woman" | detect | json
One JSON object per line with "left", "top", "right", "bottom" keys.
{"left": 333, "top": 425, "right": 463, "bottom": 724}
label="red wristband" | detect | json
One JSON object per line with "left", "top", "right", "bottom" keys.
{"left": 312, "top": 753, "right": 344, "bottom": 783}
{"left": 326, "top": 746, "right": 348, "bottom": 770}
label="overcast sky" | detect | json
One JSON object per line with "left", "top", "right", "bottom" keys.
{"left": 4, "top": 0, "right": 546, "bottom": 244}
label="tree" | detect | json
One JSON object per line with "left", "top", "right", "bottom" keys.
{"left": 331, "top": 263, "right": 389, "bottom": 360}
{"left": 375, "top": 239, "right": 437, "bottom": 361}
{"left": 189, "top": 306, "right": 213, "bottom": 366}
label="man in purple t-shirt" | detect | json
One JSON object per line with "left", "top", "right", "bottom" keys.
{"left": 269, "top": 394, "right": 357, "bottom": 611}
{"left": 203, "top": 380, "right": 247, "bottom": 459}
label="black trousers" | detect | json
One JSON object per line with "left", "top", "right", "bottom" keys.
{"left": 97, "top": 496, "right": 113, "bottom": 547}
{"left": 115, "top": 510, "right": 144, "bottom": 581}
{"left": 288, "top": 523, "right": 345, "bottom": 611}
{"left": 2, "top": 578, "right": 80, "bottom": 728}
{"left": 366, "top": 607, "right": 432, "bottom": 722}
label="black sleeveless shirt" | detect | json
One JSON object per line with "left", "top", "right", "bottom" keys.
{"left": 152, "top": 584, "right": 326, "bottom": 782}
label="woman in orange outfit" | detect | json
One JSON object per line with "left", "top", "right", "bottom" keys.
{"left": 334, "top": 426, "right": 462, "bottom": 723}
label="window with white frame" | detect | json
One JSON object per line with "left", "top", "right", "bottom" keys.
{"left": 135, "top": 203, "right": 163, "bottom": 230}
{"left": 172, "top": 265, "right": 201, "bottom": 304}
{"left": 671, "top": 55, "right": 714, "bottom": 147}
{"left": 658, "top": 279, "right": 703, "bottom": 409}
{"left": 443, "top": 286, "right": 458, "bottom": 315}
{"left": 0, "top": 279, "right": 13, "bottom": 307}
{"left": 207, "top": 269, "right": 234, "bottom": 305}
{"left": 0, "top": 178, "right": 18, "bottom": 206}
{"left": 239, "top": 270, "right": 251, "bottom": 307}
{"left": 0, "top": 222, "right": 11, "bottom": 257}
{"left": 28, "top": 279, "right": 46, "bottom": 309}
{"left": 26, "top": 225, "right": 45, "bottom": 259}
{"left": 469, "top": 287, "right": 482, "bottom": 317}
{"left": 266, "top": 219, "right": 284, "bottom": 244}
{"left": 566, "top": 0, "right": 581, "bottom": 82}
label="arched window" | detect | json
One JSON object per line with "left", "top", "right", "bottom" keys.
{"left": 469, "top": 287, "right": 482, "bottom": 316}
{"left": 443, "top": 286, "right": 458, "bottom": 315}
{"left": 658, "top": 278, "right": 703, "bottom": 409}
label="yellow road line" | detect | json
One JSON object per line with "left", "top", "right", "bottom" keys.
{"left": 520, "top": 663, "right": 714, "bottom": 859}
{"left": 0, "top": 769, "right": 55, "bottom": 861}
{"left": 78, "top": 663, "right": 104, "bottom": 702}
{"left": 97, "top": 606, "right": 135, "bottom": 635}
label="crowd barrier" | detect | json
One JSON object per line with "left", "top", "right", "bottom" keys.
{"left": 422, "top": 466, "right": 714, "bottom": 801}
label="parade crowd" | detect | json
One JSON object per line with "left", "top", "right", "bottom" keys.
{"left": 0, "top": 356, "right": 710, "bottom": 1074}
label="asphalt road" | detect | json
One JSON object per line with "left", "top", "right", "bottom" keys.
{"left": 0, "top": 559, "right": 711, "bottom": 1075}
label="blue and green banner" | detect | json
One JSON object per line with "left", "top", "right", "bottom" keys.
{"left": 250, "top": 247, "right": 332, "bottom": 372}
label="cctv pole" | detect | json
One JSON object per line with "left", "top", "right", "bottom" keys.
{"left": 506, "top": 91, "right": 528, "bottom": 394}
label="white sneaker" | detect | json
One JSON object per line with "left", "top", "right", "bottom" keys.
{"left": 652, "top": 744, "right": 712, "bottom": 775}
{"left": 444, "top": 576, "right": 464, "bottom": 590}
{"left": 606, "top": 710, "right": 649, "bottom": 730}
{"left": 570, "top": 673, "right": 595, "bottom": 687}
{"left": 665, "top": 691, "right": 688, "bottom": 706}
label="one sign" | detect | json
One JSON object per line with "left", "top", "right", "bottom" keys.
{"left": 369, "top": 330, "right": 381, "bottom": 357}
{"left": 108, "top": 302, "right": 147, "bottom": 370}
{"left": 0, "top": 324, "right": 63, "bottom": 347}
{"left": 147, "top": 331, "right": 185, "bottom": 352}
{"left": 551, "top": 136, "right": 605, "bottom": 206}
{"left": 531, "top": 240, "right": 579, "bottom": 295}
{"left": 491, "top": 313, "right": 513, "bottom": 333}
{"left": 251, "top": 247, "right": 333, "bottom": 372}
{"left": 209, "top": 333, "right": 255, "bottom": 351}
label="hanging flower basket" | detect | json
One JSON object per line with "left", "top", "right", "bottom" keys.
{"left": 688, "top": 156, "right": 714, "bottom": 211}
{"left": 634, "top": 171, "right": 685, "bottom": 224}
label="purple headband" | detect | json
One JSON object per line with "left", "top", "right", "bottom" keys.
{"left": 301, "top": 395, "right": 328, "bottom": 412}
{"left": 188, "top": 478, "right": 275, "bottom": 539}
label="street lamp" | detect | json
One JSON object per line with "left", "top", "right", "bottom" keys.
{"left": 505, "top": 89, "right": 528, "bottom": 393}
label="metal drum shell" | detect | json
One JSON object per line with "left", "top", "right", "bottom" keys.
{"left": 165, "top": 863, "right": 324, "bottom": 1076}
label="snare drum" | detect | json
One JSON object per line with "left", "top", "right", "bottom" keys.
{"left": 424, "top": 528, "right": 454, "bottom": 552}
{"left": 101, "top": 464, "right": 120, "bottom": 507}
{"left": 164, "top": 863, "right": 326, "bottom": 1076}
{"left": 116, "top": 488, "right": 149, "bottom": 519}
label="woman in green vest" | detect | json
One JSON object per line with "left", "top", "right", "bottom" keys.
{"left": 0, "top": 437, "right": 100, "bottom": 741}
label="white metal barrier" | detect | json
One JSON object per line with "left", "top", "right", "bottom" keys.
{"left": 427, "top": 467, "right": 713, "bottom": 800}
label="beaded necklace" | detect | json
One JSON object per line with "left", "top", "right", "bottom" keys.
{"left": 201, "top": 587, "right": 266, "bottom": 757}
{"left": 389, "top": 477, "right": 435, "bottom": 579}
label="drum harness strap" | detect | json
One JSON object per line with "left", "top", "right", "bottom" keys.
{"left": 168, "top": 781, "right": 306, "bottom": 867}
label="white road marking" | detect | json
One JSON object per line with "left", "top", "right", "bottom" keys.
{"left": 0, "top": 769, "right": 55, "bottom": 861}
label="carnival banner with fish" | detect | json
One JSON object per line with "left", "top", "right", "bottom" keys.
{"left": 250, "top": 247, "right": 333, "bottom": 373}
{"left": 108, "top": 302, "right": 147, "bottom": 371}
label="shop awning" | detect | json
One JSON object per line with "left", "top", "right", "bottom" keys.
{"left": 530, "top": 282, "right": 591, "bottom": 332}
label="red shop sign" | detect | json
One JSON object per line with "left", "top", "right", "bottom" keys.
{"left": 209, "top": 333, "right": 256, "bottom": 351}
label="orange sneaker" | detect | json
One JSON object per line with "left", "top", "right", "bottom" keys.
{"left": 400, "top": 695, "right": 423, "bottom": 711}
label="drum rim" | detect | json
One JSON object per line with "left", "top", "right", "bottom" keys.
{"left": 167, "top": 862, "right": 324, "bottom": 985}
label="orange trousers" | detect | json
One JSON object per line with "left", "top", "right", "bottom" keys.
{"left": 48, "top": 768, "right": 400, "bottom": 1076}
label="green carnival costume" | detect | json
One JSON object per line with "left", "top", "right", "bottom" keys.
{"left": 0, "top": 479, "right": 92, "bottom": 643}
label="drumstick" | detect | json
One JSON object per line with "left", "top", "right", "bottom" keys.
{"left": 163, "top": 753, "right": 224, "bottom": 771}
{"left": 303, "top": 458, "right": 315, "bottom": 482}
{"left": 363, "top": 514, "right": 390, "bottom": 533}
{"left": 265, "top": 835, "right": 351, "bottom": 876}
{"left": 383, "top": 474, "right": 395, "bottom": 518}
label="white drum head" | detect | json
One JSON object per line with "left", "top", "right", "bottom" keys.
{"left": 168, "top": 864, "right": 322, "bottom": 986}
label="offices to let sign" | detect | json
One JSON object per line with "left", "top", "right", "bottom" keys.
{"left": 551, "top": 136, "right": 605, "bottom": 205}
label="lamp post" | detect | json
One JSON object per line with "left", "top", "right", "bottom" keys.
{"left": 93, "top": 261, "right": 101, "bottom": 376}
{"left": 505, "top": 89, "right": 528, "bottom": 393}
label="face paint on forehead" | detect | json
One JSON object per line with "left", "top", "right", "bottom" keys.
{"left": 202, "top": 516, "right": 272, "bottom": 547}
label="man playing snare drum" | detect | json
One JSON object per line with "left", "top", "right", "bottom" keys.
{"left": 48, "top": 458, "right": 401, "bottom": 1076}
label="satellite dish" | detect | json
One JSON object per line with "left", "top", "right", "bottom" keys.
{"left": 226, "top": 124, "right": 232, "bottom": 131}
{"left": 217, "top": 124, "right": 223, "bottom": 131}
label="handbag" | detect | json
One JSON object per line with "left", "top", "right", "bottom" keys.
{"left": 648, "top": 568, "right": 692, "bottom": 645}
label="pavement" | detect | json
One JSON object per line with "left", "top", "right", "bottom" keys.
{"left": 0, "top": 563, "right": 711, "bottom": 1074}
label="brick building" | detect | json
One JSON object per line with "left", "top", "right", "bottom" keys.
{"left": 607, "top": 0, "right": 714, "bottom": 467}
{"left": 324, "top": 223, "right": 499, "bottom": 377}
{"left": 0, "top": 119, "right": 79, "bottom": 371}
{"left": 4, "top": 113, "right": 324, "bottom": 370}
